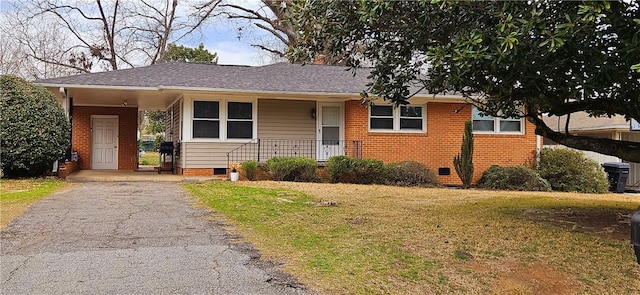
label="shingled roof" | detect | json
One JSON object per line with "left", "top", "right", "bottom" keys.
{"left": 37, "top": 62, "right": 377, "bottom": 94}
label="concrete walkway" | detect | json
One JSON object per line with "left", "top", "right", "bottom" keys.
{"left": 0, "top": 181, "right": 308, "bottom": 294}
{"left": 65, "top": 169, "right": 225, "bottom": 182}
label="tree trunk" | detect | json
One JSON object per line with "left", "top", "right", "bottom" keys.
{"left": 529, "top": 116, "right": 640, "bottom": 163}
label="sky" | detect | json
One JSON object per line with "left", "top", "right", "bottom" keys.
{"left": 177, "top": 0, "right": 278, "bottom": 66}
{"left": 0, "top": 0, "right": 277, "bottom": 68}
{"left": 181, "top": 17, "right": 274, "bottom": 66}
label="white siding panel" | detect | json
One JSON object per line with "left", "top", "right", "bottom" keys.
{"left": 582, "top": 151, "right": 620, "bottom": 164}
{"left": 258, "top": 99, "right": 316, "bottom": 139}
{"left": 183, "top": 142, "right": 246, "bottom": 168}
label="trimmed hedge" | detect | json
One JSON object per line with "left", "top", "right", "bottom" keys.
{"left": 241, "top": 160, "right": 258, "bottom": 181}
{"left": 266, "top": 157, "right": 318, "bottom": 182}
{"left": 326, "top": 156, "right": 439, "bottom": 186}
{"left": 478, "top": 165, "right": 551, "bottom": 191}
{"left": 1, "top": 75, "right": 70, "bottom": 177}
{"left": 326, "top": 155, "right": 354, "bottom": 183}
{"left": 353, "top": 158, "right": 387, "bottom": 184}
{"left": 385, "top": 161, "right": 438, "bottom": 187}
{"left": 537, "top": 148, "right": 609, "bottom": 193}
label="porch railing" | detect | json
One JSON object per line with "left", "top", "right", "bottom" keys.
{"left": 227, "top": 139, "right": 363, "bottom": 167}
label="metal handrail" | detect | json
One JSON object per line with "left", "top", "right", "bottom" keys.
{"left": 226, "top": 138, "right": 363, "bottom": 170}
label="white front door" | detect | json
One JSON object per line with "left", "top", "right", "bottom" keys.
{"left": 317, "top": 103, "right": 343, "bottom": 161}
{"left": 92, "top": 116, "right": 118, "bottom": 169}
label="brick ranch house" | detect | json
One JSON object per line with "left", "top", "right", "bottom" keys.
{"left": 37, "top": 62, "right": 538, "bottom": 184}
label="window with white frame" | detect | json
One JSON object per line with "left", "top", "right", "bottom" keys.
{"left": 227, "top": 102, "right": 253, "bottom": 139}
{"left": 193, "top": 101, "right": 219, "bottom": 138}
{"left": 472, "top": 107, "right": 523, "bottom": 133}
{"left": 369, "top": 104, "right": 425, "bottom": 131}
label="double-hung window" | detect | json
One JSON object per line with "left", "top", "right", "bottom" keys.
{"left": 370, "top": 105, "right": 394, "bottom": 130}
{"left": 192, "top": 100, "right": 254, "bottom": 140}
{"left": 193, "top": 101, "right": 219, "bottom": 138}
{"left": 370, "top": 104, "right": 425, "bottom": 132}
{"left": 227, "top": 102, "right": 253, "bottom": 139}
{"left": 399, "top": 106, "right": 423, "bottom": 130}
{"left": 472, "top": 107, "right": 523, "bottom": 133}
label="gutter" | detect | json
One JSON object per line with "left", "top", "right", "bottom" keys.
{"left": 38, "top": 83, "right": 158, "bottom": 91}
{"left": 37, "top": 83, "right": 468, "bottom": 102}
{"left": 157, "top": 85, "right": 467, "bottom": 101}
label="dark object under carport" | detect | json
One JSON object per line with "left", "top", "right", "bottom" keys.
{"left": 602, "top": 162, "right": 629, "bottom": 193}
{"left": 158, "top": 142, "right": 174, "bottom": 174}
{"left": 632, "top": 210, "right": 640, "bottom": 264}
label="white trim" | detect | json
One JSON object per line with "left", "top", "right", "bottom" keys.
{"left": 162, "top": 85, "right": 466, "bottom": 100}
{"left": 40, "top": 83, "right": 157, "bottom": 91}
{"left": 40, "top": 83, "right": 468, "bottom": 104}
{"left": 91, "top": 115, "right": 119, "bottom": 170}
{"left": 368, "top": 103, "right": 427, "bottom": 133}
{"left": 72, "top": 103, "right": 139, "bottom": 108}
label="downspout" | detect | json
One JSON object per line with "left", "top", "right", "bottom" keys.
{"left": 536, "top": 134, "right": 542, "bottom": 168}
{"left": 59, "top": 87, "right": 68, "bottom": 115}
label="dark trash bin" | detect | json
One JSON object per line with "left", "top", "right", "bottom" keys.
{"left": 602, "top": 162, "right": 629, "bottom": 193}
{"left": 632, "top": 210, "right": 640, "bottom": 264}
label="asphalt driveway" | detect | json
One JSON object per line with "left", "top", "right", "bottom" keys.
{"left": 1, "top": 182, "right": 308, "bottom": 294}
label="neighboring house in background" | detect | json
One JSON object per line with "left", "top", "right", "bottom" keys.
{"left": 36, "top": 62, "right": 537, "bottom": 185}
{"left": 543, "top": 113, "right": 640, "bottom": 189}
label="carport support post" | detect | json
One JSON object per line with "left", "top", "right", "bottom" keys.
{"left": 66, "top": 97, "right": 74, "bottom": 161}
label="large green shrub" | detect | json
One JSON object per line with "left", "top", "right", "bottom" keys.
{"left": 1, "top": 75, "right": 70, "bottom": 178}
{"left": 478, "top": 165, "right": 551, "bottom": 191}
{"left": 326, "top": 155, "right": 354, "bottom": 183}
{"left": 266, "top": 157, "right": 318, "bottom": 182}
{"left": 385, "top": 161, "right": 438, "bottom": 187}
{"left": 240, "top": 160, "right": 258, "bottom": 181}
{"left": 537, "top": 148, "right": 609, "bottom": 193}
{"left": 352, "top": 158, "right": 387, "bottom": 184}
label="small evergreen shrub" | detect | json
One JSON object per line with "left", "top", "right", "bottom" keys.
{"left": 453, "top": 120, "right": 474, "bottom": 188}
{"left": 385, "top": 161, "right": 438, "bottom": 187}
{"left": 266, "top": 157, "right": 317, "bottom": 182}
{"left": 326, "top": 155, "right": 354, "bottom": 183}
{"left": 1, "top": 75, "right": 70, "bottom": 177}
{"left": 537, "top": 148, "right": 609, "bottom": 193}
{"left": 352, "top": 158, "right": 387, "bottom": 184}
{"left": 478, "top": 165, "right": 551, "bottom": 191}
{"left": 241, "top": 160, "right": 258, "bottom": 181}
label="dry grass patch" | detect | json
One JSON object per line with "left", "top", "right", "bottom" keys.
{"left": 185, "top": 181, "right": 640, "bottom": 294}
{"left": 1, "top": 178, "right": 67, "bottom": 229}
{"left": 140, "top": 151, "right": 160, "bottom": 166}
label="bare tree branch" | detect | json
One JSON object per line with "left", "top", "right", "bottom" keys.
{"left": 2, "top": 0, "right": 216, "bottom": 76}
{"left": 251, "top": 44, "right": 284, "bottom": 57}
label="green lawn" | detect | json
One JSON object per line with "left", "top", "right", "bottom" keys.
{"left": 1, "top": 178, "right": 67, "bottom": 229}
{"left": 184, "top": 181, "right": 640, "bottom": 294}
{"left": 139, "top": 151, "right": 160, "bottom": 166}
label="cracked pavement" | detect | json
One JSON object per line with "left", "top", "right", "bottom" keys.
{"left": 1, "top": 182, "right": 308, "bottom": 294}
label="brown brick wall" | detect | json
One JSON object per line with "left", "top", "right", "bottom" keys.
{"left": 182, "top": 168, "right": 213, "bottom": 176}
{"left": 57, "top": 161, "right": 79, "bottom": 178}
{"left": 344, "top": 100, "right": 537, "bottom": 185}
{"left": 72, "top": 106, "right": 138, "bottom": 170}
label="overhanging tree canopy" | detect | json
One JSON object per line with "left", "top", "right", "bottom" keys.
{"left": 290, "top": 0, "right": 640, "bottom": 162}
